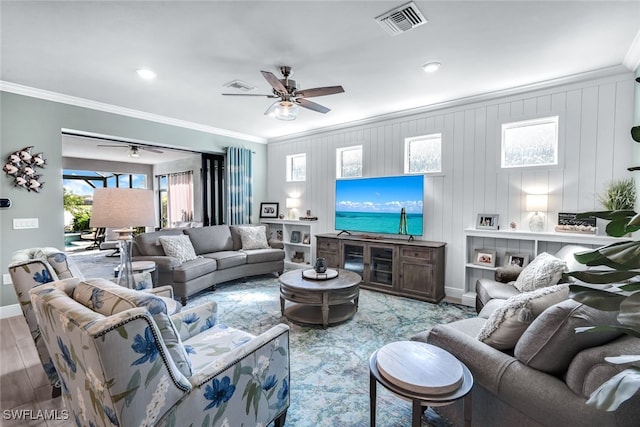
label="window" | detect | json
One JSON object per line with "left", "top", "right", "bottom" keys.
{"left": 286, "top": 153, "right": 306, "bottom": 182}
{"left": 501, "top": 116, "right": 559, "bottom": 168}
{"left": 404, "top": 133, "right": 442, "bottom": 174}
{"left": 336, "top": 145, "right": 362, "bottom": 178}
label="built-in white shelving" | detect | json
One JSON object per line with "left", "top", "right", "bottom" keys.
{"left": 461, "top": 228, "right": 626, "bottom": 307}
{"left": 260, "top": 219, "right": 318, "bottom": 269}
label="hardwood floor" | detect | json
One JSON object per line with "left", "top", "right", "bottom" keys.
{"left": 0, "top": 316, "right": 67, "bottom": 427}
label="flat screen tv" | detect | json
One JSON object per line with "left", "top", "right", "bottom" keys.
{"left": 335, "top": 175, "right": 424, "bottom": 236}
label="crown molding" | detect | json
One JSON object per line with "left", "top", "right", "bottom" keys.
{"left": 0, "top": 81, "right": 267, "bottom": 144}
{"left": 269, "top": 65, "right": 633, "bottom": 143}
{"left": 623, "top": 28, "right": 640, "bottom": 72}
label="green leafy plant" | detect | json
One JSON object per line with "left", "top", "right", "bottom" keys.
{"left": 71, "top": 208, "right": 91, "bottom": 232}
{"left": 566, "top": 210, "right": 640, "bottom": 411}
{"left": 599, "top": 178, "right": 637, "bottom": 211}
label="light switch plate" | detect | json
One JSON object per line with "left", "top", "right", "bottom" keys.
{"left": 13, "top": 218, "right": 39, "bottom": 229}
{"left": 3, "top": 274, "right": 11, "bottom": 286}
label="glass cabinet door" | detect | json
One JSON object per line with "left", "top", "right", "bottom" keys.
{"left": 343, "top": 244, "right": 364, "bottom": 275}
{"left": 370, "top": 246, "right": 393, "bottom": 286}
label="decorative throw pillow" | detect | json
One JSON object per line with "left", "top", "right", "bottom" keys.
{"left": 477, "top": 284, "right": 569, "bottom": 350}
{"left": 512, "top": 252, "right": 568, "bottom": 292}
{"left": 514, "top": 299, "right": 623, "bottom": 375}
{"left": 73, "top": 278, "right": 193, "bottom": 378}
{"left": 158, "top": 235, "right": 198, "bottom": 263}
{"left": 237, "top": 226, "right": 270, "bottom": 250}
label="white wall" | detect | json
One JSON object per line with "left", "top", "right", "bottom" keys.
{"left": 267, "top": 69, "right": 636, "bottom": 300}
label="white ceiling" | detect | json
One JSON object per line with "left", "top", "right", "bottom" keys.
{"left": 2, "top": 1, "right": 639, "bottom": 143}
{"left": 62, "top": 134, "right": 199, "bottom": 165}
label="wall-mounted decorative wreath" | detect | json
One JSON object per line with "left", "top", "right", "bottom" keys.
{"left": 3, "top": 146, "right": 46, "bottom": 192}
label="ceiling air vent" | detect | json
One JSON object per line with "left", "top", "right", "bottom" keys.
{"left": 223, "top": 80, "right": 256, "bottom": 92}
{"left": 375, "top": 2, "right": 427, "bottom": 36}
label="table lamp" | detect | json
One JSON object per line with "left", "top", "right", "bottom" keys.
{"left": 90, "top": 188, "right": 156, "bottom": 288}
{"left": 526, "top": 194, "right": 548, "bottom": 232}
{"left": 286, "top": 197, "right": 301, "bottom": 220}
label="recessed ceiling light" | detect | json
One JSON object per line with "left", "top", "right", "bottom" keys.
{"left": 136, "top": 68, "right": 157, "bottom": 80}
{"left": 422, "top": 62, "right": 441, "bottom": 73}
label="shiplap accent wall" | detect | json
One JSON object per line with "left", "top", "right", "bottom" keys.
{"left": 267, "top": 70, "right": 635, "bottom": 300}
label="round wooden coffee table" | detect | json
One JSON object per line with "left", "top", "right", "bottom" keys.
{"left": 279, "top": 268, "right": 361, "bottom": 328}
{"left": 369, "top": 341, "right": 473, "bottom": 427}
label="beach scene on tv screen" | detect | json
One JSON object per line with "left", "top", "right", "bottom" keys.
{"left": 335, "top": 175, "right": 424, "bottom": 236}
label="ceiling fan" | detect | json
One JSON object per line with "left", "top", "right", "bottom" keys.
{"left": 222, "top": 66, "right": 344, "bottom": 120}
{"left": 97, "top": 144, "right": 163, "bottom": 158}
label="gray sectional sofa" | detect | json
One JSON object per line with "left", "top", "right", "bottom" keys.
{"left": 132, "top": 224, "right": 284, "bottom": 305}
{"left": 412, "top": 246, "right": 640, "bottom": 426}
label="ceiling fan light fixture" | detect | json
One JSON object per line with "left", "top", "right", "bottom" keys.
{"left": 270, "top": 100, "right": 299, "bottom": 121}
{"left": 422, "top": 62, "right": 441, "bottom": 73}
{"left": 128, "top": 147, "right": 141, "bottom": 158}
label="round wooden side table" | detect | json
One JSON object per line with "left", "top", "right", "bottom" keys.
{"left": 369, "top": 341, "right": 473, "bottom": 427}
{"left": 114, "top": 260, "right": 158, "bottom": 286}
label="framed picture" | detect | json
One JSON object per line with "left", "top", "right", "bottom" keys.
{"left": 290, "top": 231, "right": 301, "bottom": 243}
{"left": 504, "top": 252, "right": 529, "bottom": 268}
{"left": 555, "top": 212, "right": 597, "bottom": 234}
{"left": 259, "top": 202, "right": 279, "bottom": 218}
{"left": 302, "top": 233, "right": 310, "bottom": 244}
{"left": 476, "top": 214, "right": 499, "bottom": 230}
{"left": 473, "top": 249, "right": 497, "bottom": 267}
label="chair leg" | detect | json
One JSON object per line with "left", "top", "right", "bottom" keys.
{"left": 180, "top": 297, "right": 188, "bottom": 306}
{"left": 52, "top": 384, "right": 61, "bottom": 398}
{"left": 273, "top": 409, "right": 287, "bottom": 427}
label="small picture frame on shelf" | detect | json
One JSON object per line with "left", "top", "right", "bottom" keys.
{"left": 473, "top": 249, "right": 497, "bottom": 267}
{"left": 259, "top": 202, "right": 279, "bottom": 218}
{"left": 302, "top": 233, "right": 310, "bottom": 244}
{"left": 476, "top": 214, "right": 499, "bottom": 230}
{"left": 290, "top": 231, "right": 301, "bottom": 243}
{"left": 504, "top": 252, "right": 529, "bottom": 268}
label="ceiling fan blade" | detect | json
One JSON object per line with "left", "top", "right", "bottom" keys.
{"left": 222, "top": 93, "right": 278, "bottom": 98}
{"left": 296, "top": 85, "right": 344, "bottom": 98}
{"left": 97, "top": 144, "right": 126, "bottom": 148}
{"left": 261, "top": 71, "right": 288, "bottom": 95}
{"left": 297, "top": 98, "right": 330, "bottom": 114}
{"left": 141, "top": 147, "right": 163, "bottom": 154}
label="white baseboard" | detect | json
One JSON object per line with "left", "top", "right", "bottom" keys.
{"left": 0, "top": 304, "right": 22, "bottom": 319}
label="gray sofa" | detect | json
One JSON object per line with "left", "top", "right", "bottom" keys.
{"left": 412, "top": 246, "right": 640, "bottom": 426}
{"left": 132, "top": 224, "right": 284, "bottom": 305}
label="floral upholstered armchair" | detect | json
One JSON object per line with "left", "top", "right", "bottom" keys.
{"left": 8, "top": 247, "right": 178, "bottom": 398}
{"left": 8, "top": 247, "right": 84, "bottom": 397}
{"left": 29, "top": 277, "right": 290, "bottom": 426}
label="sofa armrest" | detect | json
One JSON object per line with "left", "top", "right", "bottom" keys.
{"left": 171, "top": 301, "right": 218, "bottom": 341}
{"left": 189, "top": 324, "right": 290, "bottom": 386}
{"left": 424, "top": 320, "right": 518, "bottom": 394}
{"left": 494, "top": 265, "right": 523, "bottom": 282}
{"left": 269, "top": 239, "right": 284, "bottom": 250}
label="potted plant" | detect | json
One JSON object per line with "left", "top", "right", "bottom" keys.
{"left": 567, "top": 209, "right": 640, "bottom": 411}
{"left": 599, "top": 178, "right": 636, "bottom": 211}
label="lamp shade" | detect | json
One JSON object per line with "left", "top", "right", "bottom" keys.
{"left": 286, "top": 197, "right": 301, "bottom": 209}
{"left": 90, "top": 188, "right": 156, "bottom": 228}
{"left": 526, "top": 194, "right": 548, "bottom": 213}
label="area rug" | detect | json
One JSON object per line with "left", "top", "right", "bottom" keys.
{"left": 69, "top": 251, "right": 475, "bottom": 426}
